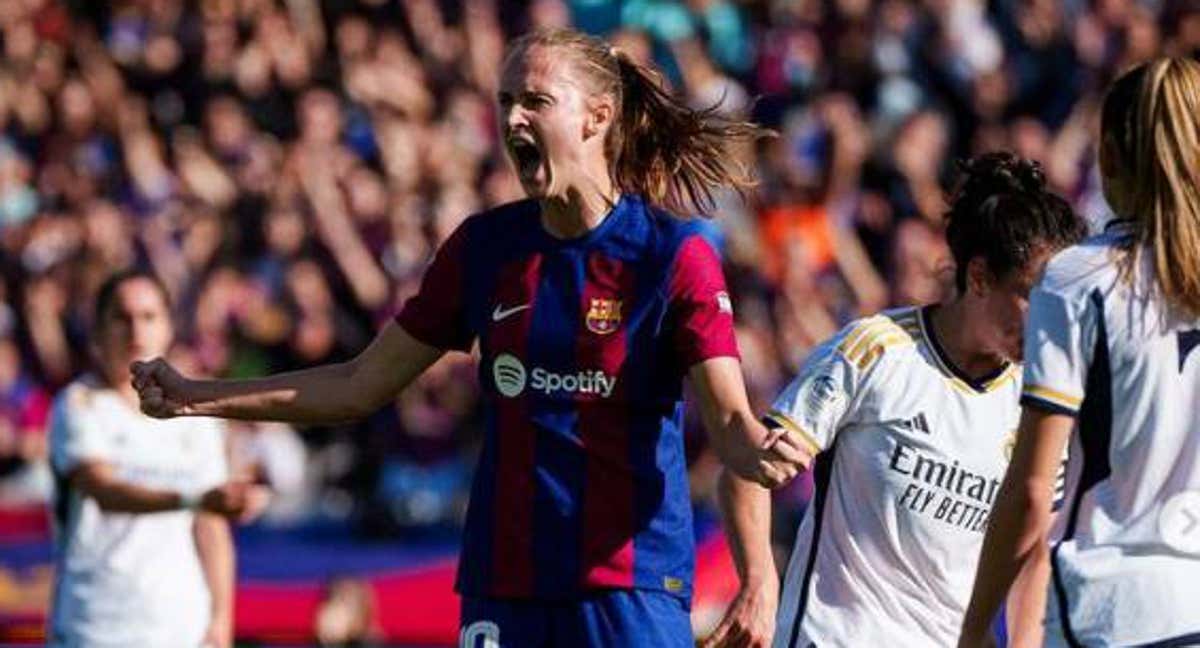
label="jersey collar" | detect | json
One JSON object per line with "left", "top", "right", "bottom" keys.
{"left": 917, "top": 304, "right": 1014, "bottom": 394}
{"left": 1104, "top": 218, "right": 1137, "bottom": 235}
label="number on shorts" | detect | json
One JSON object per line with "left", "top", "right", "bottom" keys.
{"left": 460, "top": 620, "right": 500, "bottom": 648}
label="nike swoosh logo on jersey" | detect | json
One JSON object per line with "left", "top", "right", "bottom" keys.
{"left": 492, "top": 303, "right": 531, "bottom": 322}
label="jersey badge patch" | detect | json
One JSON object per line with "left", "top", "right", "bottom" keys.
{"left": 804, "top": 374, "right": 845, "bottom": 426}
{"left": 585, "top": 298, "right": 622, "bottom": 335}
{"left": 716, "top": 291, "right": 733, "bottom": 315}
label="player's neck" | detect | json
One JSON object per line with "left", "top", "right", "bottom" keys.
{"left": 929, "top": 301, "right": 1007, "bottom": 380}
{"left": 539, "top": 174, "right": 619, "bottom": 239}
{"left": 101, "top": 366, "right": 141, "bottom": 406}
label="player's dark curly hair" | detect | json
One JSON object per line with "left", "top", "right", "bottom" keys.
{"left": 944, "top": 152, "right": 1086, "bottom": 293}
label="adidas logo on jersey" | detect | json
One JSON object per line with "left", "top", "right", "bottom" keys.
{"left": 898, "top": 412, "right": 931, "bottom": 434}
{"left": 492, "top": 353, "right": 617, "bottom": 399}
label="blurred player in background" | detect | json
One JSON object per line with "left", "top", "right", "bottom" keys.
{"left": 47, "top": 270, "right": 269, "bottom": 648}
{"left": 130, "top": 28, "right": 810, "bottom": 648}
{"left": 961, "top": 58, "right": 1200, "bottom": 648}
{"left": 734, "top": 153, "right": 1083, "bottom": 648}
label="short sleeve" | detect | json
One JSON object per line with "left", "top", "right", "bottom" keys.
{"left": 394, "top": 221, "right": 473, "bottom": 351}
{"left": 764, "top": 338, "right": 861, "bottom": 454}
{"left": 49, "top": 387, "right": 118, "bottom": 475}
{"left": 1021, "top": 285, "right": 1092, "bottom": 416}
{"left": 667, "top": 235, "right": 739, "bottom": 367}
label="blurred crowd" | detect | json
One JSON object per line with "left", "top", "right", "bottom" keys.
{"left": 2, "top": 0, "right": 1199, "bottom": 547}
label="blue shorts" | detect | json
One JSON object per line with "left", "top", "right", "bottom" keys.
{"left": 459, "top": 589, "right": 691, "bottom": 648}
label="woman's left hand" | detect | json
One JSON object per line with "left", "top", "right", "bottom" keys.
{"left": 700, "top": 574, "right": 779, "bottom": 648}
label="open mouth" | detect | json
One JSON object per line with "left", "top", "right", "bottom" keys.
{"left": 508, "top": 136, "right": 543, "bottom": 180}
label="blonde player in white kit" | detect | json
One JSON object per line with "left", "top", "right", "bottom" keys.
{"left": 961, "top": 58, "right": 1200, "bottom": 648}
{"left": 754, "top": 154, "right": 1083, "bottom": 648}
{"left": 47, "top": 270, "right": 268, "bottom": 648}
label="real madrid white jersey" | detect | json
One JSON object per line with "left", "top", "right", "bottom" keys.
{"left": 768, "top": 306, "right": 1023, "bottom": 648}
{"left": 1022, "top": 222, "right": 1200, "bottom": 647}
{"left": 47, "top": 376, "right": 227, "bottom": 648}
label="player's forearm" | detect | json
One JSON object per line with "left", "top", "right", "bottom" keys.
{"left": 717, "top": 468, "right": 776, "bottom": 585}
{"left": 194, "top": 513, "right": 235, "bottom": 632}
{"left": 687, "top": 360, "right": 773, "bottom": 481}
{"left": 184, "top": 361, "right": 378, "bottom": 423}
{"left": 960, "top": 474, "right": 1054, "bottom": 645}
{"left": 709, "top": 409, "right": 769, "bottom": 471}
{"left": 74, "top": 473, "right": 189, "bottom": 513}
{"left": 1005, "top": 533, "right": 1051, "bottom": 648}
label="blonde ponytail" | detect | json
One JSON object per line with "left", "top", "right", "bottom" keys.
{"left": 1103, "top": 58, "right": 1200, "bottom": 317}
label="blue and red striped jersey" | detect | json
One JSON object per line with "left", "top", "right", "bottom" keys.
{"left": 395, "top": 195, "right": 738, "bottom": 601}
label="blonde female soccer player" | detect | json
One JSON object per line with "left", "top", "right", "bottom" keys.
{"left": 961, "top": 58, "right": 1200, "bottom": 648}
{"left": 131, "top": 28, "right": 809, "bottom": 648}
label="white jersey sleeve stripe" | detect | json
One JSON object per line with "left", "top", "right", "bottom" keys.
{"left": 764, "top": 410, "right": 822, "bottom": 455}
{"left": 1023, "top": 384, "right": 1082, "bottom": 407}
{"left": 1021, "top": 385, "right": 1083, "bottom": 415}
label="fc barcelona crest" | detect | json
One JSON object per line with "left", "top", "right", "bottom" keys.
{"left": 585, "top": 298, "right": 622, "bottom": 335}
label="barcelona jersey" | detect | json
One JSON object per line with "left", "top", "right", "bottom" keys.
{"left": 395, "top": 194, "right": 738, "bottom": 601}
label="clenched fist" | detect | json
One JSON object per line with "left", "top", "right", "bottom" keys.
{"left": 200, "top": 481, "right": 272, "bottom": 523}
{"left": 130, "top": 358, "right": 193, "bottom": 418}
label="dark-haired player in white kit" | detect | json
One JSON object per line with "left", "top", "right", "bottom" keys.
{"left": 47, "top": 270, "right": 268, "bottom": 647}
{"left": 754, "top": 153, "right": 1083, "bottom": 647}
